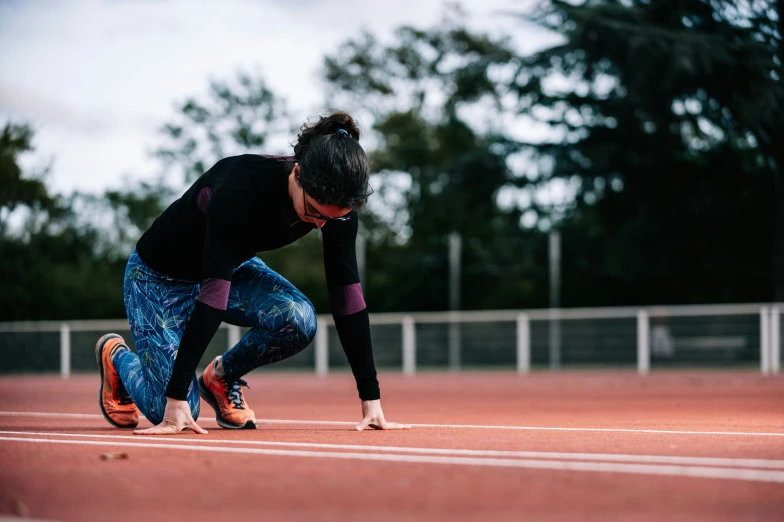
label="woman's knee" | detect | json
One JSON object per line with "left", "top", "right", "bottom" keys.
{"left": 280, "top": 296, "right": 317, "bottom": 349}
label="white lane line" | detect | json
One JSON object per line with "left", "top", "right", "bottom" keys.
{"left": 0, "top": 411, "right": 782, "bottom": 437}
{"left": 2, "top": 430, "right": 782, "bottom": 469}
{"left": 0, "top": 412, "right": 104, "bottom": 419}
{"left": 257, "top": 419, "right": 784, "bottom": 437}
{"left": 0, "top": 411, "right": 217, "bottom": 422}
{"left": 1, "top": 435, "right": 783, "bottom": 483}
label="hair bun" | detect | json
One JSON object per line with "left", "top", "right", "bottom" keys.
{"left": 294, "top": 111, "right": 361, "bottom": 159}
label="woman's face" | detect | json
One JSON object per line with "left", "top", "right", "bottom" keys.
{"left": 292, "top": 164, "right": 352, "bottom": 228}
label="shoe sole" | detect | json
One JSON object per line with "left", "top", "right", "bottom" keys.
{"left": 95, "top": 333, "right": 137, "bottom": 429}
{"left": 198, "top": 376, "right": 256, "bottom": 430}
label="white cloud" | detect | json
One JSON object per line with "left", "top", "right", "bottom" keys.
{"left": 0, "top": 82, "right": 114, "bottom": 134}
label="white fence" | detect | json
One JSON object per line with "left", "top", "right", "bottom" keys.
{"left": 0, "top": 303, "right": 781, "bottom": 378}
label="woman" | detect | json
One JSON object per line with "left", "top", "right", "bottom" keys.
{"left": 95, "top": 111, "right": 409, "bottom": 435}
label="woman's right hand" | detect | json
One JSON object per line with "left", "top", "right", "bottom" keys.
{"left": 133, "top": 398, "right": 207, "bottom": 435}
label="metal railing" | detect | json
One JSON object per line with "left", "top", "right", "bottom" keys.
{"left": 0, "top": 303, "right": 780, "bottom": 378}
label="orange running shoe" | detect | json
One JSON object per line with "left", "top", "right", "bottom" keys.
{"left": 199, "top": 358, "right": 256, "bottom": 429}
{"left": 95, "top": 333, "right": 139, "bottom": 428}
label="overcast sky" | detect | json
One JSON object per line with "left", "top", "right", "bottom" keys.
{"left": 0, "top": 0, "right": 555, "bottom": 195}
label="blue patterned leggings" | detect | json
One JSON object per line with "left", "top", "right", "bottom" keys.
{"left": 117, "top": 248, "right": 317, "bottom": 424}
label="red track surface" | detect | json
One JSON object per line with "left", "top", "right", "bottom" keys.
{"left": 0, "top": 371, "right": 782, "bottom": 521}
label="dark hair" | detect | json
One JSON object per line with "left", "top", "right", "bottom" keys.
{"left": 293, "top": 111, "right": 371, "bottom": 210}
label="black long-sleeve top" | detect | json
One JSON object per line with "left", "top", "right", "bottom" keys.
{"left": 135, "top": 154, "right": 379, "bottom": 401}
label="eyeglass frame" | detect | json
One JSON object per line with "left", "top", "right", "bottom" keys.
{"left": 301, "top": 185, "right": 352, "bottom": 222}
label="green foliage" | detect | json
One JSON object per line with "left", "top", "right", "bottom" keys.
{"left": 0, "top": 123, "right": 54, "bottom": 235}
{"left": 323, "top": 19, "right": 544, "bottom": 310}
{"left": 511, "top": 0, "right": 781, "bottom": 303}
{"left": 259, "top": 234, "right": 332, "bottom": 313}
{"left": 324, "top": 23, "right": 517, "bottom": 118}
{"left": 105, "top": 182, "right": 172, "bottom": 234}
{"left": 3, "top": 0, "right": 780, "bottom": 321}
{"left": 99, "top": 180, "right": 176, "bottom": 255}
{"left": 154, "top": 72, "right": 288, "bottom": 184}
{"left": 0, "top": 125, "right": 126, "bottom": 320}
{"left": 0, "top": 229, "right": 127, "bottom": 320}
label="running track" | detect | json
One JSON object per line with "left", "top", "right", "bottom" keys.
{"left": 0, "top": 371, "right": 782, "bottom": 521}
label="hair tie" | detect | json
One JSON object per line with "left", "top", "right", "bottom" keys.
{"left": 336, "top": 128, "right": 349, "bottom": 137}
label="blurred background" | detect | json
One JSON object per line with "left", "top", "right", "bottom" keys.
{"left": 1, "top": 0, "right": 781, "bottom": 375}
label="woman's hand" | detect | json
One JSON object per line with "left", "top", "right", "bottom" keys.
{"left": 355, "top": 399, "right": 411, "bottom": 431}
{"left": 133, "top": 398, "right": 207, "bottom": 435}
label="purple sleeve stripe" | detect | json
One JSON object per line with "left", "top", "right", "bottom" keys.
{"left": 329, "top": 283, "right": 366, "bottom": 317}
{"left": 197, "top": 278, "right": 230, "bottom": 310}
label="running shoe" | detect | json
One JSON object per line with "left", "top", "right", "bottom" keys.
{"left": 198, "top": 358, "right": 257, "bottom": 429}
{"left": 95, "top": 333, "right": 139, "bottom": 428}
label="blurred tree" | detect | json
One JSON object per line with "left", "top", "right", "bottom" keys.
{"left": 324, "top": 1, "right": 781, "bottom": 307}
{"left": 154, "top": 72, "right": 289, "bottom": 185}
{"left": 0, "top": 123, "right": 126, "bottom": 320}
{"left": 323, "top": 20, "right": 549, "bottom": 310}
{"left": 0, "top": 123, "right": 54, "bottom": 237}
{"left": 102, "top": 180, "right": 175, "bottom": 255}
{"left": 510, "top": 0, "right": 781, "bottom": 304}
{"left": 7, "top": 0, "right": 779, "bottom": 321}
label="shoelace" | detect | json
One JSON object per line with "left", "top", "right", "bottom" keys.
{"left": 222, "top": 378, "right": 249, "bottom": 410}
{"left": 114, "top": 374, "right": 134, "bottom": 406}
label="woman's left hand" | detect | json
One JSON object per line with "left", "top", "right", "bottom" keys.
{"left": 355, "top": 399, "right": 412, "bottom": 431}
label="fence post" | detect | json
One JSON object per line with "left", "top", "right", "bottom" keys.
{"left": 60, "top": 323, "right": 71, "bottom": 379}
{"left": 516, "top": 313, "right": 530, "bottom": 374}
{"left": 402, "top": 316, "right": 416, "bottom": 376}
{"left": 637, "top": 310, "right": 650, "bottom": 375}
{"left": 771, "top": 306, "right": 780, "bottom": 375}
{"left": 448, "top": 233, "right": 462, "bottom": 372}
{"left": 760, "top": 306, "right": 770, "bottom": 375}
{"left": 315, "top": 321, "right": 328, "bottom": 376}
{"left": 548, "top": 308, "right": 561, "bottom": 370}
{"left": 448, "top": 312, "right": 461, "bottom": 372}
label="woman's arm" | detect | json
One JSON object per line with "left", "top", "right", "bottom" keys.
{"left": 321, "top": 212, "right": 379, "bottom": 400}
{"left": 322, "top": 215, "right": 410, "bottom": 431}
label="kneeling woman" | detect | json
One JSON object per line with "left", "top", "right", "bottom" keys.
{"left": 95, "top": 111, "right": 409, "bottom": 434}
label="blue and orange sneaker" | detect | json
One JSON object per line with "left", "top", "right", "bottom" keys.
{"left": 95, "top": 333, "right": 139, "bottom": 428}
{"left": 199, "top": 357, "right": 256, "bottom": 429}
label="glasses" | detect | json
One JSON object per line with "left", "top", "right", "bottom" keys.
{"left": 302, "top": 186, "right": 351, "bottom": 222}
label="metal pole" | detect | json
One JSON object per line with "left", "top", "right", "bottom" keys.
{"left": 549, "top": 309, "right": 561, "bottom": 370}
{"left": 402, "top": 316, "right": 416, "bottom": 376}
{"left": 771, "top": 306, "right": 780, "bottom": 375}
{"left": 549, "top": 230, "right": 561, "bottom": 308}
{"left": 356, "top": 231, "right": 367, "bottom": 286}
{"left": 761, "top": 306, "right": 770, "bottom": 375}
{"left": 516, "top": 313, "right": 530, "bottom": 374}
{"left": 448, "top": 232, "right": 462, "bottom": 371}
{"left": 315, "top": 321, "right": 328, "bottom": 376}
{"left": 60, "top": 323, "right": 71, "bottom": 379}
{"left": 549, "top": 230, "right": 561, "bottom": 370}
{"left": 637, "top": 310, "right": 650, "bottom": 375}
